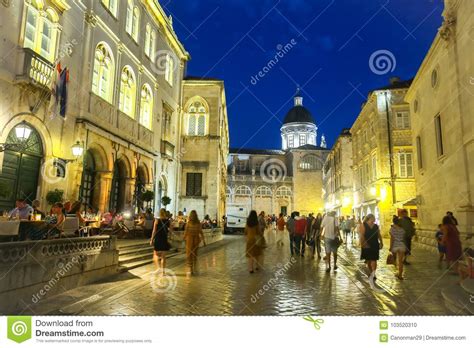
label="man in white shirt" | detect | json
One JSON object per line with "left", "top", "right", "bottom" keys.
{"left": 321, "top": 211, "right": 342, "bottom": 272}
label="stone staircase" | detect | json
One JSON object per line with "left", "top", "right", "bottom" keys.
{"left": 442, "top": 278, "right": 474, "bottom": 314}
{"left": 117, "top": 241, "right": 178, "bottom": 271}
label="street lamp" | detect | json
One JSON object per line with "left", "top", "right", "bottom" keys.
{"left": 71, "top": 141, "right": 84, "bottom": 158}
{"left": 14, "top": 121, "right": 32, "bottom": 141}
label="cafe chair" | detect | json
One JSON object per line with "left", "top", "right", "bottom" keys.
{"left": 0, "top": 221, "right": 20, "bottom": 241}
{"left": 62, "top": 217, "right": 88, "bottom": 238}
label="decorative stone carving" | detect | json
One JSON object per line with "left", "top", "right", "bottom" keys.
{"left": 85, "top": 11, "right": 97, "bottom": 27}
{"left": 439, "top": 12, "right": 456, "bottom": 41}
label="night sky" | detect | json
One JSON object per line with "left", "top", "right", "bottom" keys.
{"left": 165, "top": 0, "right": 444, "bottom": 150}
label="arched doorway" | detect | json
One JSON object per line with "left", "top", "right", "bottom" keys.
{"left": 0, "top": 123, "right": 43, "bottom": 211}
{"left": 80, "top": 150, "right": 98, "bottom": 211}
{"left": 109, "top": 159, "right": 126, "bottom": 212}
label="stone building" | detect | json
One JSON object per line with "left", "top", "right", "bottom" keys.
{"left": 178, "top": 77, "right": 229, "bottom": 221}
{"left": 227, "top": 92, "right": 329, "bottom": 216}
{"left": 0, "top": 1, "right": 228, "bottom": 218}
{"left": 405, "top": 0, "right": 473, "bottom": 247}
{"left": 350, "top": 78, "right": 417, "bottom": 234}
{"left": 323, "top": 128, "right": 353, "bottom": 217}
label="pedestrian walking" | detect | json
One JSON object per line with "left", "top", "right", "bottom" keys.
{"left": 399, "top": 209, "right": 415, "bottom": 265}
{"left": 321, "top": 211, "right": 342, "bottom": 272}
{"left": 184, "top": 210, "right": 206, "bottom": 276}
{"left": 294, "top": 212, "right": 307, "bottom": 257}
{"left": 245, "top": 210, "right": 264, "bottom": 273}
{"left": 340, "top": 216, "right": 352, "bottom": 244}
{"left": 286, "top": 212, "right": 296, "bottom": 256}
{"left": 359, "top": 214, "right": 383, "bottom": 281}
{"left": 435, "top": 224, "right": 446, "bottom": 265}
{"left": 150, "top": 208, "right": 171, "bottom": 275}
{"left": 441, "top": 215, "right": 463, "bottom": 274}
{"left": 390, "top": 216, "right": 407, "bottom": 280}
{"left": 446, "top": 211, "right": 458, "bottom": 225}
{"left": 276, "top": 213, "right": 286, "bottom": 247}
{"left": 310, "top": 213, "right": 323, "bottom": 259}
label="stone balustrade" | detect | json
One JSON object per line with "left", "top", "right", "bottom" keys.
{"left": 170, "top": 228, "right": 224, "bottom": 250}
{"left": 0, "top": 236, "right": 118, "bottom": 314}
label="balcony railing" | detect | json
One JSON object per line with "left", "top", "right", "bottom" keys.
{"left": 160, "top": 140, "right": 175, "bottom": 159}
{"left": 17, "top": 48, "right": 54, "bottom": 88}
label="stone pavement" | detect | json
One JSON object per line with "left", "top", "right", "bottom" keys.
{"left": 23, "top": 229, "right": 464, "bottom": 316}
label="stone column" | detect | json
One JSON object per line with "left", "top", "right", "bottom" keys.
{"left": 97, "top": 171, "right": 113, "bottom": 213}
{"left": 80, "top": 11, "right": 97, "bottom": 113}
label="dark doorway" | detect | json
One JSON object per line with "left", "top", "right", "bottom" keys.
{"left": 109, "top": 159, "right": 126, "bottom": 213}
{"left": 0, "top": 124, "right": 43, "bottom": 211}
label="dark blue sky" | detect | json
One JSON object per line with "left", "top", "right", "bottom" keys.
{"left": 165, "top": 0, "right": 444, "bottom": 149}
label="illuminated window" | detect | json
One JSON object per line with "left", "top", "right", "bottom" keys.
{"left": 235, "top": 186, "right": 252, "bottom": 196}
{"left": 165, "top": 53, "right": 174, "bottom": 85}
{"left": 144, "top": 24, "right": 151, "bottom": 57}
{"left": 276, "top": 186, "right": 292, "bottom": 198}
{"left": 125, "top": 0, "right": 133, "bottom": 35}
{"left": 398, "top": 152, "right": 413, "bottom": 178}
{"left": 255, "top": 186, "right": 272, "bottom": 197}
{"left": 132, "top": 7, "right": 140, "bottom": 41}
{"left": 139, "top": 84, "right": 153, "bottom": 129}
{"left": 22, "top": 2, "right": 60, "bottom": 62}
{"left": 288, "top": 134, "right": 294, "bottom": 148}
{"left": 299, "top": 134, "right": 306, "bottom": 146}
{"left": 186, "top": 99, "right": 208, "bottom": 136}
{"left": 119, "top": 66, "right": 136, "bottom": 118}
{"left": 395, "top": 111, "right": 410, "bottom": 129}
{"left": 101, "top": 0, "right": 118, "bottom": 16}
{"left": 92, "top": 43, "right": 115, "bottom": 102}
{"left": 299, "top": 155, "right": 322, "bottom": 171}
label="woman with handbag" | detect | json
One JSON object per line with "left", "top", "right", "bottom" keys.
{"left": 245, "top": 210, "right": 264, "bottom": 273}
{"left": 184, "top": 210, "right": 206, "bottom": 276}
{"left": 390, "top": 216, "right": 407, "bottom": 280}
{"left": 359, "top": 214, "right": 383, "bottom": 282}
{"left": 150, "top": 208, "right": 172, "bottom": 275}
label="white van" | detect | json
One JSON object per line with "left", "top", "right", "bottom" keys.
{"left": 225, "top": 204, "right": 249, "bottom": 234}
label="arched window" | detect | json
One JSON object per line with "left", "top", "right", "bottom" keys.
{"left": 255, "top": 186, "right": 272, "bottom": 197}
{"left": 23, "top": 2, "right": 60, "bottom": 62}
{"left": 144, "top": 23, "right": 151, "bottom": 57}
{"left": 125, "top": 1, "right": 133, "bottom": 35}
{"left": 132, "top": 7, "right": 140, "bottom": 41}
{"left": 92, "top": 43, "right": 114, "bottom": 102}
{"left": 165, "top": 53, "right": 174, "bottom": 85}
{"left": 119, "top": 66, "right": 136, "bottom": 118}
{"left": 139, "top": 84, "right": 153, "bottom": 129}
{"left": 150, "top": 30, "right": 156, "bottom": 59}
{"left": 186, "top": 99, "right": 208, "bottom": 136}
{"left": 226, "top": 186, "right": 232, "bottom": 198}
{"left": 101, "top": 0, "right": 118, "bottom": 16}
{"left": 235, "top": 186, "right": 252, "bottom": 196}
{"left": 276, "top": 186, "right": 292, "bottom": 198}
{"left": 299, "top": 155, "right": 323, "bottom": 171}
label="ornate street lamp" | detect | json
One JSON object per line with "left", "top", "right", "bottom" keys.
{"left": 0, "top": 121, "right": 33, "bottom": 152}
{"left": 14, "top": 121, "right": 32, "bottom": 141}
{"left": 71, "top": 141, "right": 84, "bottom": 158}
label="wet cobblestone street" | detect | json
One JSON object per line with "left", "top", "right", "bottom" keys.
{"left": 27, "top": 230, "right": 461, "bottom": 316}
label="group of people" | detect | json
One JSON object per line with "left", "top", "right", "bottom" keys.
{"left": 149, "top": 208, "right": 207, "bottom": 276}
{"left": 243, "top": 208, "right": 469, "bottom": 284}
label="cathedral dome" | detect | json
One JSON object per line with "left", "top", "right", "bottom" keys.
{"left": 283, "top": 105, "right": 315, "bottom": 125}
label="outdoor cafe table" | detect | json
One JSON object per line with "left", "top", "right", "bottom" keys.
{"left": 0, "top": 220, "right": 47, "bottom": 241}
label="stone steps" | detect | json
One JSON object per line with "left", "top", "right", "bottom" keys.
{"left": 117, "top": 241, "right": 157, "bottom": 271}
{"left": 441, "top": 278, "right": 474, "bottom": 315}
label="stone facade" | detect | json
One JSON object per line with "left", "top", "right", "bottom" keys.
{"left": 323, "top": 128, "right": 353, "bottom": 217}
{"left": 350, "top": 78, "right": 417, "bottom": 234}
{"left": 0, "top": 1, "right": 228, "bottom": 218}
{"left": 405, "top": 0, "right": 474, "bottom": 247}
{"left": 179, "top": 78, "right": 229, "bottom": 221}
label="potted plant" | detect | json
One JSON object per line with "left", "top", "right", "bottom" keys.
{"left": 141, "top": 190, "right": 154, "bottom": 204}
{"left": 46, "top": 189, "right": 64, "bottom": 206}
{"left": 161, "top": 195, "right": 171, "bottom": 210}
